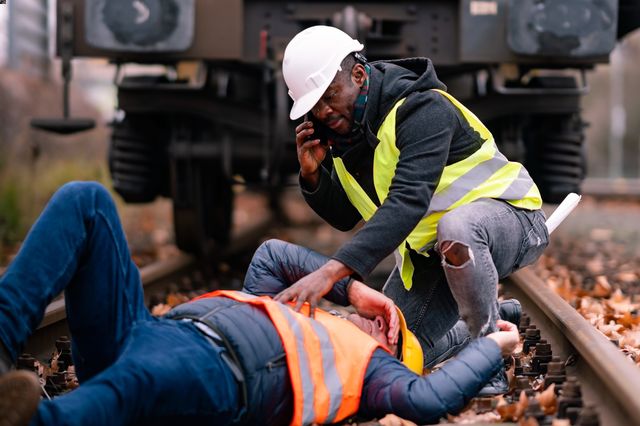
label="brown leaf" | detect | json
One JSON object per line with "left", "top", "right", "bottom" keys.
{"left": 596, "top": 321, "right": 623, "bottom": 337}
{"left": 585, "top": 258, "right": 604, "bottom": 275}
{"left": 621, "top": 330, "right": 640, "bottom": 347}
{"left": 537, "top": 383, "right": 557, "bottom": 415}
{"left": 618, "top": 312, "right": 640, "bottom": 329}
{"left": 615, "top": 271, "right": 638, "bottom": 284}
{"left": 151, "top": 303, "right": 172, "bottom": 316}
{"left": 166, "top": 293, "right": 189, "bottom": 307}
{"left": 378, "top": 414, "right": 417, "bottom": 426}
{"left": 506, "top": 356, "right": 517, "bottom": 391}
{"left": 497, "top": 391, "right": 529, "bottom": 421}
{"left": 591, "top": 276, "right": 612, "bottom": 298}
{"left": 551, "top": 419, "right": 571, "bottom": 426}
{"left": 519, "top": 417, "right": 540, "bottom": 426}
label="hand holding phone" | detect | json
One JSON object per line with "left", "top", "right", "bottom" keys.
{"left": 295, "top": 114, "right": 329, "bottom": 188}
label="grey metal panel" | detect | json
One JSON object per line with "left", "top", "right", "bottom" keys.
{"left": 62, "top": 0, "right": 244, "bottom": 61}
{"left": 459, "top": 0, "right": 512, "bottom": 62}
{"left": 243, "top": 1, "right": 458, "bottom": 64}
{"left": 459, "top": 0, "right": 615, "bottom": 63}
{"left": 84, "top": 0, "right": 195, "bottom": 52}
{"left": 506, "top": 0, "right": 617, "bottom": 57}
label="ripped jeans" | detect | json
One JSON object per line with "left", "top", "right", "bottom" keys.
{"left": 383, "top": 199, "right": 549, "bottom": 368}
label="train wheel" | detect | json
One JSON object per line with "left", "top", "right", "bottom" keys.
{"left": 524, "top": 113, "right": 586, "bottom": 204}
{"left": 172, "top": 161, "right": 233, "bottom": 255}
{"left": 109, "top": 114, "right": 170, "bottom": 203}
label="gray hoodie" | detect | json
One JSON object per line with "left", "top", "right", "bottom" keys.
{"left": 302, "top": 58, "right": 485, "bottom": 280}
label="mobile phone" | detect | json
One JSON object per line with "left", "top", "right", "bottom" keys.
{"left": 304, "top": 113, "right": 328, "bottom": 146}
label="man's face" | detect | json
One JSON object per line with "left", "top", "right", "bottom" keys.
{"left": 310, "top": 63, "right": 366, "bottom": 135}
{"left": 347, "top": 313, "right": 398, "bottom": 356}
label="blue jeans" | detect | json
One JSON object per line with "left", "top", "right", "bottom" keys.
{"left": 0, "top": 182, "right": 241, "bottom": 425}
{"left": 384, "top": 199, "right": 548, "bottom": 368}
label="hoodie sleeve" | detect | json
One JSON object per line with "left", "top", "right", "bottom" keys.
{"left": 358, "top": 338, "right": 503, "bottom": 423}
{"left": 242, "top": 239, "right": 352, "bottom": 306}
{"left": 300, "top": 166, "right": 363, "bottom": 231}
{"left": 332, "top": 91, "right": 455, "bottom": 279}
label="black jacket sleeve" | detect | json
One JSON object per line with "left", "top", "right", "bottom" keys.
{"left": 358, "top": 338, "right": 502, "bottom": 423}
{"left": 332, "top": 92, "right": 456, "bottom": 279}
{"left": 300, "top": 167, "right": 362, "bottom": 232}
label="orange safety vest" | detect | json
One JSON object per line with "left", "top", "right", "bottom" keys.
{"left": 193, "top": 290, "right": 385, "bottom": 426}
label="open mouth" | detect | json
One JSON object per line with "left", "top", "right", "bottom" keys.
{"left": 327, "top": 117, "right": 343, "bottom": 129}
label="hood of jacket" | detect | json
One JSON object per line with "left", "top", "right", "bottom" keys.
{"left": 320, "top": 57, "right": 446, "bottom": 148}
{"left": 365, "top": 57, "right": 446, "bottom": 132}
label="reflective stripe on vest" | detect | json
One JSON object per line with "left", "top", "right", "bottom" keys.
{"left": 193, "top": 290, "right": 383, "bottom": 426}
{"left": 333, "top": 89, "right": 542, "bottom": 290}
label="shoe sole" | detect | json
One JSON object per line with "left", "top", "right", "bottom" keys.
{"left": 0, "top": 371, "right": 41, "bottom": 426}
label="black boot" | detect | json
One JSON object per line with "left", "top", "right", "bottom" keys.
{"left": 499, "top": 298, "right": 522, "bottom": 328}
{"left": 478, "top": 365, "right": 509, "bottom": 396}
{"left": 477, "top": 299, "right": 521, "bottom": 397}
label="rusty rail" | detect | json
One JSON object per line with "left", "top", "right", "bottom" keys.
{"left": 505, "top": 267, "right": 640, "bottom": 426}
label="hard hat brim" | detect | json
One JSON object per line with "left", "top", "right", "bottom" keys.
{"left": 396, "top": 307, "right": 424, "bottom": 375}
{"left": 289, "top": 85, "right": 329, "bottom": 120}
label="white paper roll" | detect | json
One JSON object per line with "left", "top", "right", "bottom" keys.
{"left": 545, "top": 192, "right": 582, "bottom": 235}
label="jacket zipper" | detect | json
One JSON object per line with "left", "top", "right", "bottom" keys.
{"left": 266, "top": 353, "right": 287, "bottom": 372}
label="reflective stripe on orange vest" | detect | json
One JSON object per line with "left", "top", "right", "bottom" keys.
{"left": 193, "top": 290, "right": 384, "bottom": 426}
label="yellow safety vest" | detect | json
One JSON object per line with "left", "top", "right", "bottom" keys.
{"left": 333, "top": 89, "right": 542, "bottom": 290}
{"left": 193, "top": 290, "right": 384, "bottom": 426}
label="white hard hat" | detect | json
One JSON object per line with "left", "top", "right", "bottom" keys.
{"left": 283, "top": 26, "right": 364, "bottom": 120}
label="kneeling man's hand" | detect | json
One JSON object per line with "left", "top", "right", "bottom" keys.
{"left": 487, "top": 320, "right": 519, "bottom": 357}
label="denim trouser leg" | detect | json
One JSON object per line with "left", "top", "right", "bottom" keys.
{"left": 383, "top": 262, "right": 464, "bottom": 367}
{"left": 436, "top": 199, "right": 548, "bottom": 338}
{"left": 0, "top": 181, "right": 150, "bottom": 381}
{"left": 385, "top": 199, "right": 548, "bottom": 366}
{"left": 34, "top": 320, "right": 241, "bottom": 426}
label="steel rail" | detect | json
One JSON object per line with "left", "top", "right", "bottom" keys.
{"left": 506, "top": 267, "right": 640, "bottom": 426}
{"left": 581, "top": 178, "right": 640, "bottom": 198}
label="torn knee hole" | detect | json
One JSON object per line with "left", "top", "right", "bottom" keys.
{"left": 440, "top": 241, "right": 471, "bottom": 266}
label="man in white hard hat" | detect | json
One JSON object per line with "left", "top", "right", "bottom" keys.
{"left": 278, "top": 25, "right": 549, "bottom": 394}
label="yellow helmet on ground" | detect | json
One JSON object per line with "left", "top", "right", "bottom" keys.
{"left": 397, "top": 307, "right": 424, "bottom": 375}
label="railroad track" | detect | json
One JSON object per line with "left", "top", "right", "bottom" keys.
{"left": 24, "top": 212, "right": 275, "bottom": 360}
{"left": 505, "top": 267, "right": 640, "bottom": 426}
{"left": 18, "top": 207, "right": 640, "bottom": 425}
{"left": 581, "top": 178, "right": 640, "bottom": 198}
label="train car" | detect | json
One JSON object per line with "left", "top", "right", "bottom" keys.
{"left": 39, "top": 0, "right": 640, "bottom": 254}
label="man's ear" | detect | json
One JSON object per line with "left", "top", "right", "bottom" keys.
{"left": 352, "top": 63, "right": 367, "bottom": 87}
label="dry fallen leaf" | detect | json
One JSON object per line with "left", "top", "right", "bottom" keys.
{"left": 537, "top": 383, "right": 557, "bottom": 415}
{"left": 151, "top": 303, "right": 172, "bottom": 316}
{"left": 591, "top": 276, "right": 612, "bottom": 298}
{"left": 621, "top": 330, "right": 640, "bottom": 347}
{"left": 378, "top": 414, "right": 417, "bottom": 426}
{"left": 497, "top": 391, "right": 528, "bottom": 421}
{"left": 167, "top": 292, "right": 189, "bottom": 307}
{"left": 617, "top": 312, "right": 640, "bottom": 329}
